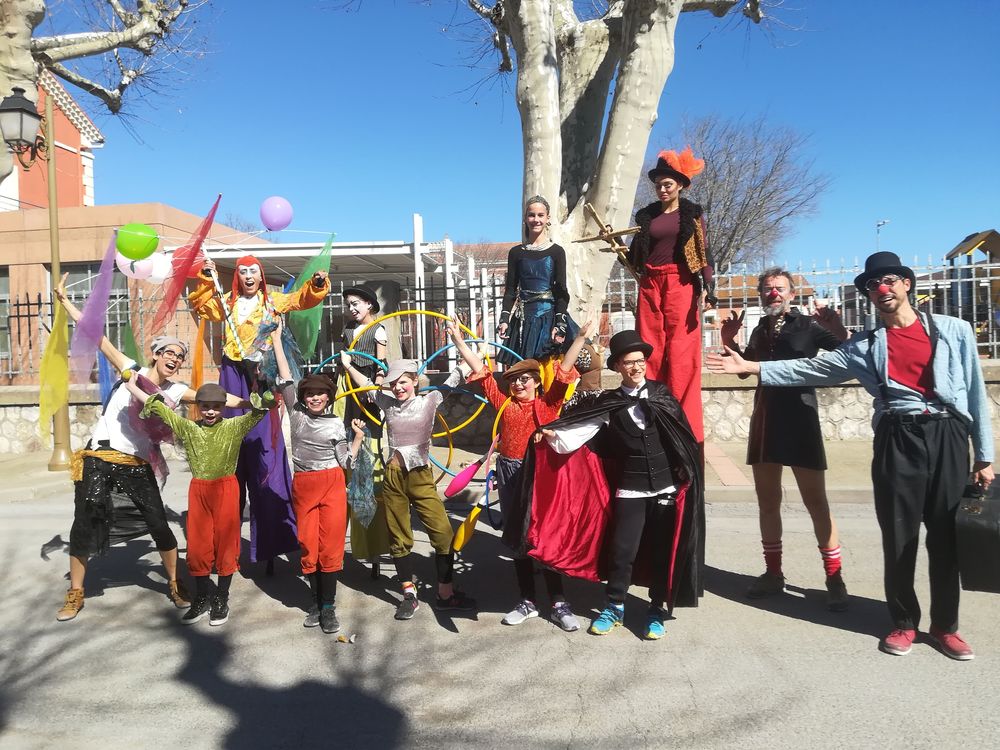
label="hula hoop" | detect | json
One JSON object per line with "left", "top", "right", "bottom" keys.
{"left": 311, "top": 348, "right": 388, "bottom": 375}
{"left": 346, "top": 310, "right": 488, "bottom": 429}
{"left": 337, "top": 386, "right": 455, "bottom": 483}
{"left": 491, "top": 397, "right": 513, "bottom": 443}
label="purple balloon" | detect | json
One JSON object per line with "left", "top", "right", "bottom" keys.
{"left": 260, "top": 195, "right": 294, "bottom": 231}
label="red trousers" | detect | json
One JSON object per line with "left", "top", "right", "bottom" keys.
{"left": 291, "top": 467, "right": 348, "bottom": 574}
{"left": 187, "top": 476, "right": 241, "bottom": 577}
{"left": 637, "top": 263, "right": 704, "bottom": 443}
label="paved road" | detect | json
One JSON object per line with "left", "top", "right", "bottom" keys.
{"left": 2, "top": 450, "right": 999, "bottom": 749}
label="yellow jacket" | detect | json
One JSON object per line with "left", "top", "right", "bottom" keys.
{"left": 188, "top": 280, "right": 328, "bottom": 361}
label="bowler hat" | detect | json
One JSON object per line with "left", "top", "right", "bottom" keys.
{"left": 195, "top": 383, "right": 227, "bottom": 404}
{"left": 607, "top": 330, "right": 653, "bottom": 370}
{"left": 501, "top": 358, "right": 542, "bottom": 382}
{"left": 297, "top": 373, "right": 336, "bottom": 405}
{"left": 343, "top": 285, "right": 380, "bottom": 314}
{"left": 853, "top": 252, "right": 916, "bottom": 294}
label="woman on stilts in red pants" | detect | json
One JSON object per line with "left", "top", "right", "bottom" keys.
{"left": 626, "top": 147, "right": 716, "bottom": 444}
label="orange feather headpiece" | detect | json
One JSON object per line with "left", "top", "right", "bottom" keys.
{"left": 648, "top": 145, "right": 704, "bottom": 187}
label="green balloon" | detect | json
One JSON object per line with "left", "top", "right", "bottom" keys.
{"left": 116, "top": 223, "right": 159, "bottom": 260}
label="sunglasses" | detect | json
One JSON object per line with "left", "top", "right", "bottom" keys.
{"left": 865, "top": 275, "right": 903, "bottom": 292}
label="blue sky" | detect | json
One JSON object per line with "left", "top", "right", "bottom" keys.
{"left": 79, "top": 1, "right": 999, "bottom": 269}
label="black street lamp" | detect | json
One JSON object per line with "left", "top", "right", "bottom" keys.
{"left": 0, "top": 86, "right": 46, "bottom": 169}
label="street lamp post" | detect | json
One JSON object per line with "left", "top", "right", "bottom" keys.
{"left": 0, "top": 85, "right": 71, "bottom": 470}
{"left": 876, "top": 219, "right": 890, "bottom": 251}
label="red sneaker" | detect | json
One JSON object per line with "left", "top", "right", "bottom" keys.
{"left": 929, "top": 628, "right": 975, "bottom": 661}
{"left": 880, "top": 628, "right": 916, "bottom": 656}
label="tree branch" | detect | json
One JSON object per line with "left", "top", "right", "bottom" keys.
{"left": 680, "top": 0, "right": 740, "bottom": 17}
{"left": 46, "top": 61, "right": 126, "bottom": 113}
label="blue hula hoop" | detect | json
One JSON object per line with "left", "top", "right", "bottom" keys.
{"left": 311, "top": 349, "right": 388, "bottom": 375}
{"left": 416, "top": 339, "right": 523, "bottom": 377}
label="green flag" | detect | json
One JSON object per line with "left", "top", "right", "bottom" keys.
{"left": 288, "top": 233, "right": 335, "bottom": 358}
{"left": 121, "top": 321, "right": 142, "bottom": 365}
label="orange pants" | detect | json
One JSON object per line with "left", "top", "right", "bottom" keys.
{"left": 187, "top": 476, "right": 241, "bottom": 576}
{"left": 291, "top": 467, "right": 348, "bottom": 574}
{"left": 637, "top": 263, "right": 704, "bottom": 443}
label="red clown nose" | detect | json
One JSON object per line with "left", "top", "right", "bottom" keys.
{"left": 766, "top": 289, "right": 782, "bottom": 303}
{"left": 877, "top": 283, "right": 891, "bottom": 295}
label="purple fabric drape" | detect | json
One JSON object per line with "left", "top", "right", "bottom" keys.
{"left": 220, "top": 357, "right": 299, "bottom": 563}
{"left": 69, "top": 236, "right": 117, "bottom": 382}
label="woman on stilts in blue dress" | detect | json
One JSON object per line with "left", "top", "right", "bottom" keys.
{"left": 496, "top": 196, "right": 578, "bottom": 365}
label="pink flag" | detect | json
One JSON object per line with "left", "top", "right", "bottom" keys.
{"left": 151, "top": 195, "right": 221, "bottom": 334}
{"left": 68, "top": 235, "right": 117, "bottom": 383}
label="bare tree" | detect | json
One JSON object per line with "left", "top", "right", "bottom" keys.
{"left": 340, "top": 1, "right": 765, "bottom": 319}
{"left": 635, "top": 114, "right": 831, "bottom": 272}
{"left": 0, "top": 0, "right": 204, "bottom": 180}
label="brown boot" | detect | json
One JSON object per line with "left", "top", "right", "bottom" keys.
{"left": 168, "top": 579, "right": 192, "bottom": 609}
{"left": 56, "top": 588, "right": 85, "bottom": 621}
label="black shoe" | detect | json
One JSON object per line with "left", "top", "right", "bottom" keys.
{"left": 209, "top": 594, "right": 230, "bottom": 626}
{"left": 320, "top": 606, "right": 341, "bottom": 634}
{"left": 395, "top": 592, "right": 419, "bottom": 620}
{"left": 303, "top": 604, "right": 321, "bottom": 628}
{"left": 825, "top": 573, "right": 849, "bottom": 612}
{"left": 182, "top": 595, "right": 210, "bottom": 625}
{"left": 434, "top": 590, "right": 477, "bottom": 612}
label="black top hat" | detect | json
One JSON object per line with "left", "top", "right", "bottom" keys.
{"left": 342, "top": 285, "right": 380, "bottom": 314}
{"left": 647, "top": 156, "right": 691, "bottom": 188}
{"left": 607, "top": 330, "right": 654, "bottom": 370}
{"left": 853, "top": 252, "right": 916, "bottom": 294}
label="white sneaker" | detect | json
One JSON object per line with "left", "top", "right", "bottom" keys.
{"left": 551, "top": 601, "right": 580, "bottom": 632}
{"left": 501, "top": 599, "right": 538, "bottom": 625}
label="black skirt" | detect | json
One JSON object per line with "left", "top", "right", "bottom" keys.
{"left": 746, "top": 385, "right": 827, "bottom": 471}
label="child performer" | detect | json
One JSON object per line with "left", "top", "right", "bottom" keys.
{"left": 449, "top": 318, "right": 595, "bottom": 631}
{"left": 124, "top": 375, "right": 277, "bottom": 627}
{"left": 340, "top": 352, "right": 476, "bottom": 621}
{"left": 272, "top": 319, "right": 365, "bottom": 634}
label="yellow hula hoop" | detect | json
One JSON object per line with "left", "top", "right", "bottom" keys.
{"left": 336, "top": 386, "right": 455, "bottom": 483}
{"left": 433, "top": 412, "right": 454, "bottom": 484}
{"left": 346, "top": 309, "right": 490, "bottom": 437}
{"left": 491, "top": 397, "right": 513, "bottom": 443}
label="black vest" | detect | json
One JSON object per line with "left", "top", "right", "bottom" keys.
{"left": 608, "top": 403, "right": 673, "bottom": 492}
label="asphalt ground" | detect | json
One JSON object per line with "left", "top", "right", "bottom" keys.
{"left": 2, "top": 444, "right": 999, "bottom": 749}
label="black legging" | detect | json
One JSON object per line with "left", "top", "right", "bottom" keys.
{"left": 513, "top": 557, "right": 565, "bottom": 603}
{"left": 606, "top": 496, "right": 676, "bottom": 607}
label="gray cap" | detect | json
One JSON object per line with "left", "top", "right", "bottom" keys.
{"left": 150, "top": 335, "right": 189, "bottom": 359}
{"left": 384, "top": 359, "right": 419, "bottom": 384}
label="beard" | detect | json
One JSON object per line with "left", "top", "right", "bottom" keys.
{"left": 764, "top": 301, "right": 786, "bottom": 317}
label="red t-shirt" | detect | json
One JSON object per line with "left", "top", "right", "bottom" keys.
{"left": 886, "top": 319, "right": 935, "bottom": 397}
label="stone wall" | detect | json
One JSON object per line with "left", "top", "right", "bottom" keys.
{"left": 4, "top": 364, "right": 1000, "bottom": 456}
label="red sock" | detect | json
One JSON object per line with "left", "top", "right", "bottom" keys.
{"left": 762, "top": 540, "right": 782, "bottom": 576}
{"left": 819, "top": 545, "right": 842, "bottom": 577}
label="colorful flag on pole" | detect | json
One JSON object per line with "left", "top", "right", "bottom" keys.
{"left": 39, "top": 302, "right": 69, "bottom": 442}
{"left": 151, "top": 195, "right": 221, "bottom": 334}
{"left": 68, "top": 235, "right": 116, "bottom": 382}
{"left": 288, "top": 233, "right": 335, "bottom": 358}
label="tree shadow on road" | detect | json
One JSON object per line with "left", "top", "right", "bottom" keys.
{"left": 703, "top": 564, "right": 887, "bottom": 639}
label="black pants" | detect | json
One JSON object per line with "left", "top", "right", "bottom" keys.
{"left": 872, "top": 416, "right": 969, "bottom": 633}
{"left": 606, "top": 495, "right": 675, "bottom": 607}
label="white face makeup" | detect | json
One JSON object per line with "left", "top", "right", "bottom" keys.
{"left": 345, "top": 294, "right": 373, "bottom": 323}
{"left": 238, "top": 264, "right": 263, "bottom": 296}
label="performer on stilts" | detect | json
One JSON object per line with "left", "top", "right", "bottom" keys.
{"left": 188, "top": 256, "right": 329, "bottom": 569}
{"left": 627, "top": 147, "right": 716, "bottom": 444}
{"left": 496, "top": 196, "right": 578, "bottom": 380}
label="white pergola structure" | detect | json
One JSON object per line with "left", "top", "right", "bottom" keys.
{"left": 170, "top": 213, "right": 499, "bottom": 366}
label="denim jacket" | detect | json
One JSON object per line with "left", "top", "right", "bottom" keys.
{"left": 760, "top": 312, "right": 994, "bottom": 463}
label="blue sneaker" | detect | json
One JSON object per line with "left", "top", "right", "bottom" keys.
{"left": 645, "top": 608, "right": 665, "bottom": 640}
{"left": 588, "top": 604, "right": 624, "bottom": 635}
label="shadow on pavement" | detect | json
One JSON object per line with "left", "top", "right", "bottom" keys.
{"left": 704, "top": 564, "right": 887, "bottom": 638}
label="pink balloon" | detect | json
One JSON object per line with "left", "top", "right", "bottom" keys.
{"left": 147, "top": 253, "right": 174, "bottom": 284}
{"left": 260, "top": 195, "right": 293, "bottom": 231}
{"left": 115, "top": 252, "right": 154, "bottom": 279}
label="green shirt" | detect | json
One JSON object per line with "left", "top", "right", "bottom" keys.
{"left": 140, "top": 393, "right": 273, "bottom": 480}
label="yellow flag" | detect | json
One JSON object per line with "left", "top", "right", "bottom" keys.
{"left": 39, "top": 301, "right": 70, "bottom": 442}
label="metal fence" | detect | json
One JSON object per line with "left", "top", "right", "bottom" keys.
{"left": 5, "top": 258, "right": 999, "bottom": 381}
